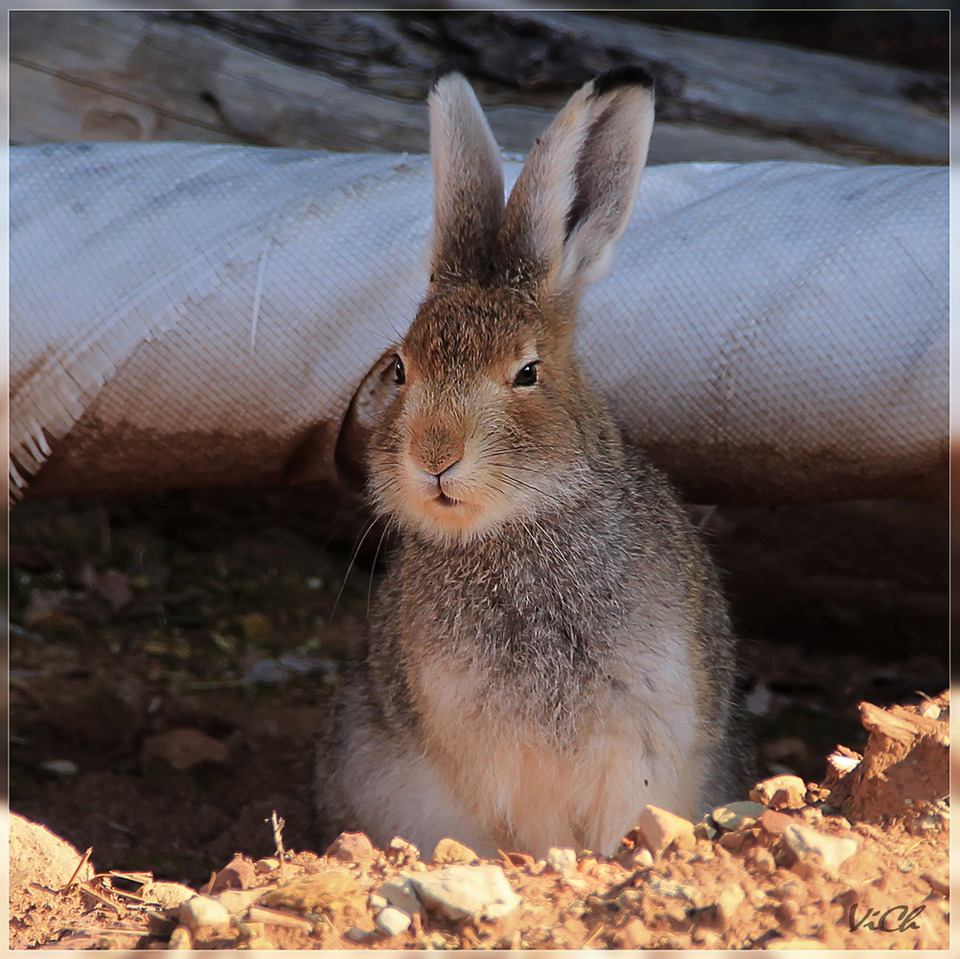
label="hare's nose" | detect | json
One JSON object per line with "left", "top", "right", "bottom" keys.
{"left": 409, "top": 430, "right": 464, "bottom": 478}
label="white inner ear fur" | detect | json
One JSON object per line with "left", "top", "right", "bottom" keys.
{"left": 506, "top": 79, "right": 655, "bottom": 299}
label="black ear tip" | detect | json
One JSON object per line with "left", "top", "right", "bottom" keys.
{"left": 592, "top": 65, "right": 655, "bottom": 97}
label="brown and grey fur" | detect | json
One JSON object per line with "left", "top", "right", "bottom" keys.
{"left": 316, "top": 68, "right": 739, "bottom": 858}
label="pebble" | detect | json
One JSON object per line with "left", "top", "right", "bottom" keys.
{"left": 409, "top": 864, "right": 521, "bottom": 921}
{"left": 711, "top": 801, "right": 765, "bottom": 831}
{"left": 783, "top": 823, "right": 859, "bottom": 878}
{"left": 260, "top": 872, "right": 360, "bottom": 913}
{"left": 759, "top": 808, "right": 796, "bottom": 835}
{"left": 632, "top": 847, "right": 654, "bottom": 868}
{"left": 637, "top": 804, "right": 696, "bottom": 855}
{"left": 745, "top": 845, "right": 776, "bottom": 875}
{"left": 243, "top": 936, "right": 276, "bottom": 950}
{"left": 378, "top": 876, "right": 423, "bottom": 916}
{"left": 179, "top": 896, "right": 230, "bottom": 934}
{"left": 214, "top": 888, "right": 264, "bottom": 916}
{"left": 368, "top": 893, "right": 388, "bottom": 911}
{"left": 388, "top": 836, "right": 420, "bottom": 859}
{"left": 545, "top": 847, "right": 578, "bottom": 874}
{"left": 717, "top": 884, "right": 745, "bottom": 929}
{"left": 237, "top": 922, "right": 265, "bottom": 940}
{"left": 211, "top": 857, "right": 258, "bottom": 892}
{"left": 376, "top": 905, "right": 412, "bottom": 936}
{"left": 921, "top": 870, "right": 949, "bottom": 897}
{"left": 431, "top": 838, "right": 479, "bottom": 864}
{"left": 141, "top": 881, "right": 196, "bottom": 912}
{"left": 168, "top": 926, "right": 192, "bottom": 950}
{"left": 255, "top": 858, "right": 280, "bottom": 874}
{"left": 751, "top": 774, "right": 807, "bottom": 809}
{"left": 325, "top": 831, "right": 376, "bottom": 863}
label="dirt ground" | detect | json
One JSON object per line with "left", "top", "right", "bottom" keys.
{"left": 8, "top": 484, "right": 949, "bottom": 949}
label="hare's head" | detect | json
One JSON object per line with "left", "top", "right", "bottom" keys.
{"left": 368, "top": 68, "right": 655, "bottom": 543}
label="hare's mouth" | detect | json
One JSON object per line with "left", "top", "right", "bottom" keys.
{"left": 435, "top": 492, "right": 460, "bottom": 507}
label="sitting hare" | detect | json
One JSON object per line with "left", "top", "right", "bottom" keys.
{"left": 316, "top": 67, "right": 739, "bottom": 858}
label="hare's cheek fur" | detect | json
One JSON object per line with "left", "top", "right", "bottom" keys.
{"left": 369, "top": 386, "right": 572, "bottom": 543}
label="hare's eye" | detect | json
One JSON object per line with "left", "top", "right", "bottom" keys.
{"left": 513, "top": 362, "right": 538, "bottom": 388}
{"left": 393, "top": 355, "right": 406, "bottom": 385}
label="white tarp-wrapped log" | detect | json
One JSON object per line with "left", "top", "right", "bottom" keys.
{"left": 9, "top": 143, "right": 947, "bottom": 505}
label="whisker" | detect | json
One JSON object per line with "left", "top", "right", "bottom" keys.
{"left": 328, "top": 514, "right": 383, "bottom": 624}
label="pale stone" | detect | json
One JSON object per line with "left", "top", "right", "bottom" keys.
{"left": 750, "top": 774, "right": 807, "bottom": 809}
{"left": 637, "top": 804, "right": 696, "bottom": 855}
{"left": 410, "top": 864, "right": 521, "bottom": 921}
{"left": 9, "top": 813, "right": 95, "bottom": 891}
{"left": 783, "top": 823, "right": 859, "bottom": 878}
{"left": 376, "top": 905, "right": 412, "bottom": 936}
{"left": 179, "top": 895, "right": 231, "bottom": 933}
{"left": 710, "top": 801, "right": 765, "bottom": 831}
{"left": 378, "top": 876, "right": 422, "bottom": 916}
{"left": 431, "top": 837, "right": 479, "bottom": 864}
{"left": 545, "top": 847, "right": 578, "bottom": 874}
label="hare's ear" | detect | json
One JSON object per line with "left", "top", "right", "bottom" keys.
{"left": 428, "top": 73, "right": 505, "bottom": 286}
{"left": 497, "top": 67, "right": 654, "bottom": 301}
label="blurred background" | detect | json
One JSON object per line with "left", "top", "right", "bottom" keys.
{"left": 7, "top": 5, "right": 951, "bottom": 884}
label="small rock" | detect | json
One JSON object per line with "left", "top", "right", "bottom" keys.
{"left": 368, "top": 893, "right": 388, "bottom": 911}
{"left": 140, "top": 880, "right": 197, "bottom": 909}
{"left": 637, "top": 805, "right": 696, "bottom": 855}
{"left": 376, "top": 905, "right": 412, "bottom": 936}
{"left": 255, "top": 858, "right": 280, "bottom": 874}
{"left": 759, "top": 808, "right": 796, "bottom": 835}
{"left": 614, "top": 917, "right": 651, "bottom": 949}
{"left": 239, "top": 612, "right": 273, "bottom": 642}
{"left": 388, "top": 836, "right": 420, "bottom": 859}
{"left": 745, "top": 845, "right": 776, "bottom": 875}
{"left": 325, "top": 831, "right": 376, "bottom": 863}
{"left": 168, "top": 926, "right": 192, "bottom": 950}
{"left": 751, "top": 774, "right": 807, "bottom": 809}
{"left": 237, "top": 922, "right": 265, "bottom": 940}
{"left": 711, "top": 801, "right": 765, "bottom": 831}
{"left": 431, "top": 838, "right": 479, "bottom": 864}
{"left": 694, "top": 820, "right": 719, "bottom": 840}
{"left": 920, "top": 870, "right": 949, "bottom": 897}
{"left": 632, "top": 848, "right": 654, "bottom": 868}
{"left": 345, "top": 926, "right": 375, "bottom": 942}
{"left": 409, "top": 864, "right": 521, "bottom": 921}
{"left": 260, "top": 872, "right": 361, "bottom": 913}
{"left": 378, "top": 877, "right": 422, "bottom": 916}
{"left": 179, "top": 896, "right": 231, "bottom": 934}
{"left": 211, "top": 856, "right": 258, "bottom": 892}
{"left": 783, "top": 823, "right": 859, "bottom": 878}
{"left": 39, "top": 759, "right": 79, "bottom": 778}
{"left": 214, "top": 888, "right": 264, "bottom": 916}
{"left": 141, "top": 727, "right": 229, "bottom": 771}
{"left": 545, "top": 847, "right": 578, "bottom": 874}
{"left": 717, "top": 884, "right": 745, "bottom": 929}
{"left": 9, "top": 813, "right": 95, "bottom": 891}
{"left": 244, "top": 936, "right": 276, "bottom": 950}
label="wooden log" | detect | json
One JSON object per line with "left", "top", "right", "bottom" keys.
{"left": 9, "top": 10, "right": 946, "bottom": 165}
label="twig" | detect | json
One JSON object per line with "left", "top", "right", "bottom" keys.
{"left": 77, "top": 882, "right": 122, "bottom": 914}
{"left": 582, "top": 923, "right": 606, "bottom": 948}
{"left": 269, "top": 810, "right": 287, "bottom": 878}
{"left": 62, "top": 847, "right": 93, "bottom": 891}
